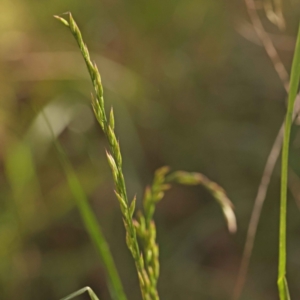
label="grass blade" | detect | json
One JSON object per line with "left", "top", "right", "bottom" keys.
{"left": 42, "top": 112, "right": 127, "bottom": 300}
{"left": 278, "top": 22, "right": 300, "bottom": 300}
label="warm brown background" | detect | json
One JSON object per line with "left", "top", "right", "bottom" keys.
{"left": 1, "top": 1, "right": 300, "bottom": 299}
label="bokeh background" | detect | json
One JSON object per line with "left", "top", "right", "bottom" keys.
{"left": 1, "top": 1, "right": 300, "bottom": 299}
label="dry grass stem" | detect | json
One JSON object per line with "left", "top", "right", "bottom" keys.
{"left": 234, "top": 1, "right": 290, "bottom": 298}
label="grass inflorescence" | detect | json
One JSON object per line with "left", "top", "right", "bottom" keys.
{"left": 55, "top": 12, "right": 236, "bottom": 300}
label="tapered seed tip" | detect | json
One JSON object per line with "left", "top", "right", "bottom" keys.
{"left": 54, "top": 15, "right": 70, "bottom": 27}
{"left": 223, "top": 205, "right": 237, "bottom": 234}
{"left": 68, "top": 13, "right": 76, "bottom": 28}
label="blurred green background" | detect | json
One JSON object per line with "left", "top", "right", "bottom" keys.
{"left": 1, "top": 1, "right": 300, "bottom": 299}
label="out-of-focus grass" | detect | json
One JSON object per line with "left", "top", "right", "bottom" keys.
{"left": 42, "top": 108, "right": 127, "bottom": 300}
{"left": 1, "top": 0, "right": 300, "bottom": 299}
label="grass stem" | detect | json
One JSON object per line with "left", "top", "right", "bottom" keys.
{"left": 278, "top": 22, "right": 300, "bottom": 300}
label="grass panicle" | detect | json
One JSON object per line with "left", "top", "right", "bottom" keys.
{"left": 166, "top": 171, "right": 237, "bottom": 233}
{"left": 134, "top": 167, "right": 171, "bottom": 296}
{"left": 55, "top": 12, "right": 236, "bottom": 300}
{"left": 55, "top": 13, "right": 157, "bottom": 300}
{"left": 133, "top": 167, "right": 237, "bottom": 298}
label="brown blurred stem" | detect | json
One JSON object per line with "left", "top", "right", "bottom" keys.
{"left": 233, "top": 0, "right": 291, "bottom": 299}
{"left": 243, "top": 0, "right": 289, "bottom": 91}
{"left": 233, "top": 124, "right": 284, "bottom": 300}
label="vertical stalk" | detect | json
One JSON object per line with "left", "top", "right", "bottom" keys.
{"left": 278, "top": 22, "right": 300, "bottom": 300}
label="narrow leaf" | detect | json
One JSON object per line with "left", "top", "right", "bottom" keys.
{"left": 278, "top": 21, "right": 300, "bottom": 300}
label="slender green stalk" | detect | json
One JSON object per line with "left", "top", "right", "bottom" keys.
{"left": 278, "top": 22, "right": 300, "bottom": 300}
{"left": 42, "top": 112, "right": 127, "bottom": 300}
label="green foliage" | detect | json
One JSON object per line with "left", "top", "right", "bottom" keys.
{"left": 2, "top": 1, "right": 300, "bottom": 299}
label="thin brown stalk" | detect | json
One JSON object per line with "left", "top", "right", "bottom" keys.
{"left": 233, "top": 95, "right": 300, "bottom": 300}
{"left": 233, "top": 1, "right": 290, "bottom": 299}
{"left": 233, "top": 124, "right": 284, "bottom": 300}
{"left": 244, "top": 0, "right": 289, "bottom": 91}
